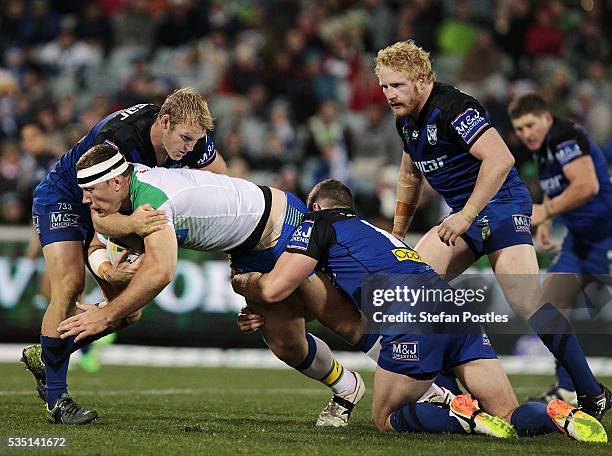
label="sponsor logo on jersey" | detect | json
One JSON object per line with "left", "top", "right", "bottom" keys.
{"left": 392, "top": 341, "right": 419, "bottom": 361}
{"left": 451, "top": 108, "right": 489, "bottom": 144}
{"left": 197, "top": 151, "right": 214, "bottom": 166}
{"left": 426, "top": 124, "right": 437, "bottom": 145}
{"left": 287, "top": 220, "right": 314, "bottom": 250}
{"left": 512, "top": 214, "right": 531, "bottom": 232}
{"left": 412, "top": 130, "right": 419, "bottom": 140}
{"left": 32, "top": 216, "right": 40, "bottom": 234}
{"left": 555, "top": 140, "right": 582, "bottom": 166}
{"left": 49, "top": 212, "right": 80, "bottom": 231}
{"left": 118, "top": 103, "right": 148, "bottom": 121}
{"left": 413, "top": 155, "right": 446, "bottom": 174}
{"left": 540, "top": 175, "right": 563, "bottom": 194}
{"left": 392, "top": 248, "right": 426, "bottom": 263}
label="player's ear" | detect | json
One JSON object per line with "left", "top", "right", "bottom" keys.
{"left": 312, "top": 202, "right": 322, "bottom": 211}
{"left": 160, "top": 114, "right": 171, "bottom": 130}
{"left": 544, "top": 111, "right": 553, "bottom": 125}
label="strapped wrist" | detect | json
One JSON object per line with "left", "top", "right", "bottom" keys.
{"left": 461, "top": 202, "right": 479, "bottom": 223}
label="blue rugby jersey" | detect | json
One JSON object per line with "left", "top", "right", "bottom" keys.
{"left": 535, "top": 117, "right": 612, "bottom": 234}
{"left": 39, "top": 103, "right": 217, "bottom": 196}
{"left": 285, "top": 208, "right": 433, "bottom": 308}
{"left": 395, "top": 82, "right": 524, "bottom": 211}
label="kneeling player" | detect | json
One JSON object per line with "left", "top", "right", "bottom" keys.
{"left": 232, "top": 179, "right": 607, "bottom": 442}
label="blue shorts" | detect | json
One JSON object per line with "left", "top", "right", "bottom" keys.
{"left": 549, "top": 230, "right": 612, "bottom": 275}
{"left": 32, "top": 180, "right": 93, "bottom": 247}
{"left": 378, "top": 332, "right": 497, "bottom": 378}
{"left": 459, "top": 185, "right": 533, "bottom": 259}
{"left": 231, "top": 192, "right": 307, "bottom": 273}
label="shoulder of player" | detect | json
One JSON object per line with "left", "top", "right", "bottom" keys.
{"left": 95, "top": 104, "right": 157, "bottom": 141}
{"left": 549, "top": 117, "right": 586, "bottom": 147}
{"left": 433, "top": 83, "right": 483, "bottom": 120}
{"left": 305, "top": 209, "right": 357, "bottom": 230}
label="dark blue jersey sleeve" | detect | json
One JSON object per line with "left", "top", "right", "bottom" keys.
{"left": 183, "top": 133, "right": 217, "bottom": 168}
{"left": 445, "top": 97, "right": 491, "bottom": 150}
{"left": 285, "top": 215, "right": 334, "bottom": 261}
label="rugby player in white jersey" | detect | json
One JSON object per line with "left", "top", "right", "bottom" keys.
{"left": 57, "top": 143, "right": 368, "bottom": 426}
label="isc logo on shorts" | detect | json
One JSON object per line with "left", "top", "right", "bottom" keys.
{"left": 392, "top": 248, "right": 425, "bottom": 263}
{"left": 392, "top": 342, "right": 419, "bottom": 361}
{"left": 49, "top": 212, "right": 80, "bottom": 231}
{"left": 512, "top": 214, "right": 531, "bottom": 233}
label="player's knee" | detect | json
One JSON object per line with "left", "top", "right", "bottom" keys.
{"left": 52, "top": 269, "right": 85, "bottom": 302}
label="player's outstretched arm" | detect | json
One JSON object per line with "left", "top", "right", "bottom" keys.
{"left": 58, "top": 225, "right": 177, "bottom": 341}
{"left": 92, "top": 204, "right": 167, "bottom": 238}
{"left": 393, "top": 151, "right": 423, "bottom": 239}
{"left": 232, "top": 252, "right": 317, "bottom": 303}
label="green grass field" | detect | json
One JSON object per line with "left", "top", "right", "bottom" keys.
{"left": 0, "top": 363, "right": 610, "bottom": 455}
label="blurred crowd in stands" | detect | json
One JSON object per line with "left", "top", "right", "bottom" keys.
{"left": 0, "top": 0, "right": 610, "bottom": 232}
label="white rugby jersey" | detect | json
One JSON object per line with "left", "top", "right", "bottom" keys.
{"left": 129, "top": 164, "right": 265, "bottom": 251}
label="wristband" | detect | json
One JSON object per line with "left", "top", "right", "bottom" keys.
{"left": 88, "top": 249, "right": 111, "bottom": 279}
{"left": 395, "top": 201, "right": 417, "bottom": 217}
{"left": 461, "top": 202, "right": 479, "bottom": 223}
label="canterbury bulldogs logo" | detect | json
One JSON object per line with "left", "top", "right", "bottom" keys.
{"left": 512, "top": 214, "right": 531, "bottom": 232}
{"left": 391, "top": 342, "right": 419, "bottom": 361}
{"left": 426, "top": 124, "right": 437, "bottom": 145}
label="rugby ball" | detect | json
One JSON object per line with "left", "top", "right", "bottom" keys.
{"left": 106, "top": 234, "right": 144, "bottom": 266}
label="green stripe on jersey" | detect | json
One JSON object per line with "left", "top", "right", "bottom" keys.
{"left": 130, "top": 171, "right": 169, "bottom": 209}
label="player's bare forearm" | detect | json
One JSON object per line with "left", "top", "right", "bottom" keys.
{"left": 393, "top": 152, "right": 423, "bottom": 237}
{"left": 231, "top": 272, "right": 265, "bottom": 301}
{"left": 92, "top": 211, "right": 134, "bottom": 237}
{"left": 105, "top": 228, "right": 176, "bottom": 322}
{"left": 92, "top": 205, "right": 168, "bottom": 238}
{"left": 232, "top": 253, "right": 315, "bottom": 303}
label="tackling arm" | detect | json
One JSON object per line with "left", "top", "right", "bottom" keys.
{"left": 92, "top": 204, "right": 168, "bottom": 237}
{"left": 232, "top": 252, "right": 318, "bottom": 303}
